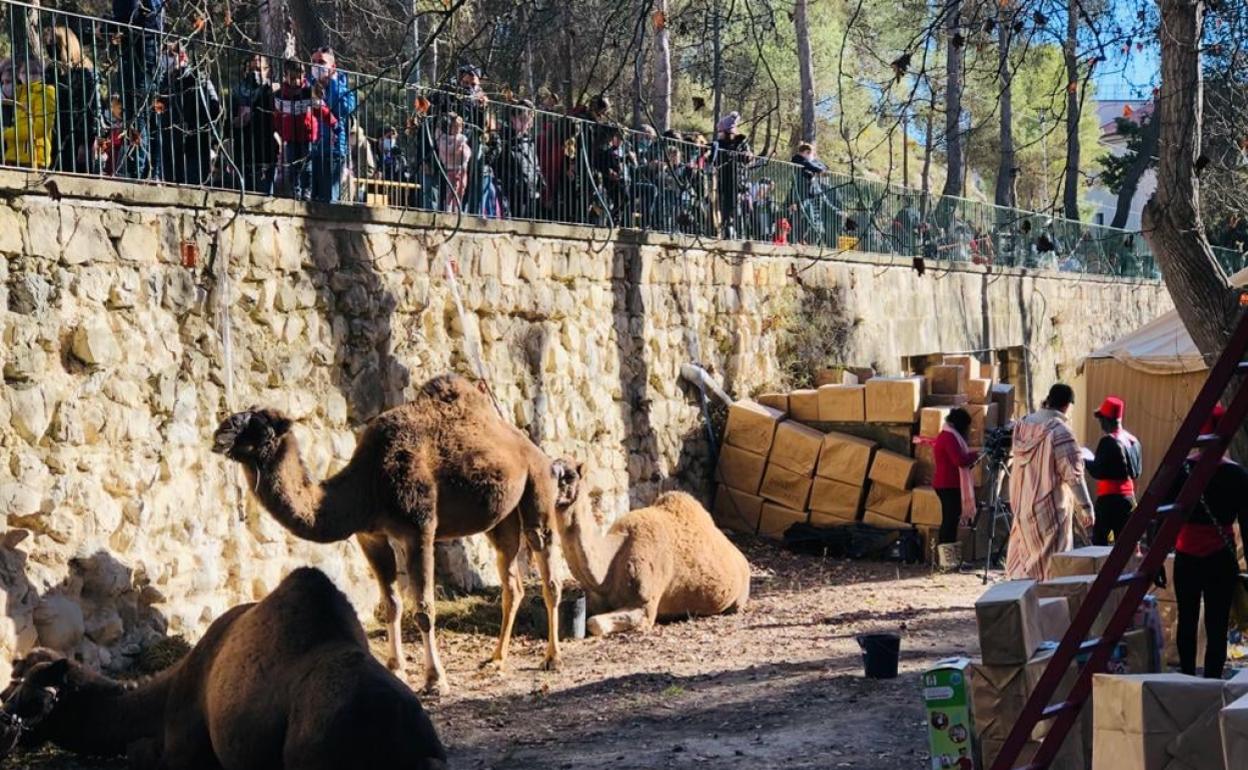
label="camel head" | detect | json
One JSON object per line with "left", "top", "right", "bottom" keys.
{"left": 551, "top": 457, "right": 595, "bottom": 528}
{"left": 211, "top": 408, "right": 294, "bottom": 465}
{"left": 0, "top": 649, "right": 127, "bottom": 755}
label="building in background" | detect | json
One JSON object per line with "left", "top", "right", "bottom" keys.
{"left": 1085, "top": 98, "right": 1155, "bottom": 232}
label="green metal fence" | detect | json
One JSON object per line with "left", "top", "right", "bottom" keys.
{"left": 1, "top": 0, "right": 1241, "bottom": 279}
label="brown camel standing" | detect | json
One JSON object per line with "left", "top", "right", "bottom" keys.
{"left": 0, "top": 567, "right": 446, "bottom": 769}
{"left": 550, "top": 461, "right": 751, "bottom": 635}
{"left": 211, "top": 374, "right": 566, "bottom": 694}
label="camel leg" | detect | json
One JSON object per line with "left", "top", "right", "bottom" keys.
{"left": 406, "top": 530, "right": 448, "bottom": 695}
{"left": 357, "top": 532, "right": 403, "bottom": 673}
{"left": 483, "top": 515, "right": 524, "bottom": 670}
{"left": 586, "top": 608, "right": 649, "bottom": 637}
{"left": 531, "top": 540, "right": 563, "bottom": 671}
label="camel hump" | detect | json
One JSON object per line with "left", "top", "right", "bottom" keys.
{"left": 269, "top": 567, "right": 356, "bottom": 621}
{"left": 418, "top": 374, "right": 494, "bottom": 413}
{"left": 652, "top": 491, "right": 711, "bottom": 522}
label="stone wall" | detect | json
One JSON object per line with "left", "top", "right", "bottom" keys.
{"left": 0, "top": 171, "right": 1173, "bottom": 682}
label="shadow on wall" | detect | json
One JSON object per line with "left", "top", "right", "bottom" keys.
{"left": 0, "top": 540, "right": 172, "bottom": 687}
{"left": 611, "top": 242, "right": 661, "bottom": 508}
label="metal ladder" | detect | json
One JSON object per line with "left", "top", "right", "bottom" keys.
{"left": 991, "top": 306, "right": 1248, "bottom": 770}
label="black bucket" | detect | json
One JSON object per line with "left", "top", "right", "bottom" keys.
{"left": 856, "top": 633, "right": 900, "bottom": 679}
{"left": 528, "top": 591, "right": 587, "bottom": 640}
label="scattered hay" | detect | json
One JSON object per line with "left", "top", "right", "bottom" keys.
{"left": 134, "top": 635, "right": 191, "bottom": 676}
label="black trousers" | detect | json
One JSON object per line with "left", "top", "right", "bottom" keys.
{"left": 1174, "top": 549, "right": 1238, "bottom": 679}
{"left": 1092, "top": 493, "right": 1134, "bottom": 546}
{"left": 937, "top": 487, "right": 962, "bottom": 545}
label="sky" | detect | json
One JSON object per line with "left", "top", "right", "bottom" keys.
{"left": 1092, "top": 1, "right": 1162, "bottom": 101}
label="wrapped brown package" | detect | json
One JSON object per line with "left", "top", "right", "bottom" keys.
{"left": 865, "top": 376, "right": 924, "bottom": 423}
{"left": 756, "top": 392, "right": 789, "bottom": 414}
{"left": 971, "top": 647, "right": 1077, "bottom": 741}
{"left": 715, "top": 444, "right": 767, "bottom": 494}
{"left": 968, "top": 378, "right": 993, "bottom": 405}
{"left": 865, "top": 483, "right": 912, "bottom": 522}
{"left": 757, "top": 502, "right": 807, "bottom": 540}
{"left": 910, "top": 486, "right": 943, "bottom": 527}
{"left": 980, "top": 361, "right": 999, "bottom": 381}
{"left": 810, "top": 508, "right": 857, "bottom": 527}
{"left": 809, "top": 477, "right": 863, "bottom": 520}
{"left": 814, "top": 367, "right": 859, "bottom": 387}
{"left": 943, "top": 354, "right": 976, "bottom": 374}
{"left": 928, "top": 364, "right": 968, "bottom": 395}
{"left": 1225, "top": 669, "right": 1248, "bottom": 705}
{"left": 769, "top": 421, "right": 825, "bottom": 476}
{"left": 980, "top": 736, "right": 1084, "bottom": 770}
{"left": 816, "top": 431, "right": 877, "bottom": 485}
{"left": 991, "top": 383, "right": 1016, "bottom": 423}
{"left": 789, "top": 389, "right": 821, "bottom": 422}
{"left": 914, "top": 442, "right": 936, "bottom": 486}
{"left": 1035, "top": 575, "right": 1126, "bottom": 637}
{"left": 1038, "top": 597, "right": 1071, "bottom": 641}
{"left": 975, "top": 580, "right": 1044, "bottom": 665}
{"left": 919, "top": 406, "right": 951, "bottom": 438}
{"left": 760, "top": 464, "right": 813, "bottom": 510}
{"left": 966, "top": 403, "right": 999, "bottom": 445}
{"left": 725, "top": 401, "right": 785, "bottom": 453}
{"left": 868, "top": 449, "right": 917, "bottom": 490}
{"left": 712, "top": 485, "right": 764, "bottom": 533}
{"left": 817, "top": 384, "right": 866, "bottom": 422}
{"left": 862, "top": 510, "right": 910, "bottom": 530}
{"left": 1221, "top": 694, "right": 1248, "bottom": 770}
{"left": 1050, "top": 546, "right": 1113, "bottom": 578}
{"left": 1091, "top": 673, "right": 1227, "bottom": 770}
{"left": 925, "top": 393, "right": 971, "bottom": 407}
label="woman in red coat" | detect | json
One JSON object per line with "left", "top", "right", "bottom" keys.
{"left": 934, "top": 408, "right": 981, "bottom": 544}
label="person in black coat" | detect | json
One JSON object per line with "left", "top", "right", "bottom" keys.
{"left": 1083, "top": 396, "right": 1142, "bottom": 545}
{"left": 711, "top": 111, "right": 750, "bottom": 238}
{"left": 492, "top": 100, "right": 543, "bottom": 219}
{"left": 230, "top": 54, "right": 277, "bottom": 194}
{"left": 155, "top": 44, "right": 221, "bottom": 186}
{"left": 45, "top": 25, "right": 103, "bottom": 174}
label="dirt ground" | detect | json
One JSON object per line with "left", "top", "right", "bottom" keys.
{"left": 10, "top": 538, "right": 989, "bottom": 770}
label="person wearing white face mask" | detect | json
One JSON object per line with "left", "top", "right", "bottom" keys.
{"left": 306, "top": 47, "right": 356, "bottom": 203}
{"left": 231, "top": 54, "right": 277, "bottom": 194}
{"left": 155, "top": 43, "right": 221, "bottom": 185}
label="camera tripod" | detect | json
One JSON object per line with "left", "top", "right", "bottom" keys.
{"left": 975, "top": 454, "right": 1012, "bottom": 585}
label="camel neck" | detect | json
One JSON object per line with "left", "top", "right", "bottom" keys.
{"left": 41, "top": 670, "right": 173, "bottom": 757}
{"left": 246, "top": 437, "right": 365, "bottom": 544}
{"left": 559, "top": 506, "right": 619, "bottom": 593}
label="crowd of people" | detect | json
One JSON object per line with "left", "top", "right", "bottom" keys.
{"left": 0, "top": 1, "right": 1152, "bottom": 273}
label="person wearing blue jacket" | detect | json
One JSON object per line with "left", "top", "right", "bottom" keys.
{"left": 307, "top": 47, "right": 356, "bottom": 202}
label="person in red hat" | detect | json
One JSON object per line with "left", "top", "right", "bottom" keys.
{"left": 1163, "top": 404, "right": 1248, "bottom": 679}
{"left": 1084, "top": 396, "right": 1142, "bottom": 545}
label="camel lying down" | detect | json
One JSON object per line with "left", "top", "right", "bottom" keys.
{"left": 551, "top": 461, "right": 752, "bottom": 636}
{"left": 0, "top": 568, "right": 446, "bottom": 770}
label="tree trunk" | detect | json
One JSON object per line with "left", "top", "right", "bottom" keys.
{"left": 651, "top": 0, "right": 672, "bottom": 131}
{"left": 262, "top": 0, "right": 295, "bottom": 58}
{"left": 1142, "top": 0, "right": 1236, "bottom": 366}
{"left": 13, "top": 0, "right": 44, "bottom": 70}
{"left": 940, "top": 0, "right": 964, "bottom": 199}
{"left": 795, "top": 0, "right": 817, "bottom": 143}
{"left": 1109, "top": 116, "right": 1159, "bottom": 229}
{"left": 995, "top": 2, "right": 1016, "bottom": 209}
{"left": 1062, "top": 0, "right": 1081, "bottom": 219}
{"left": 562, "top": 3, "right": 575, "bottom": 107}
{"left": 712, "top": 3, "right": 723, "bottom": 130}
{"left": 921, "top": 92, "right": 935, "bottom": 216}
{"left": 633, "top": 11, "right": 646, "bottom": 129}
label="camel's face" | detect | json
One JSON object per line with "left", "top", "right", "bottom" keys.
{"left": 212, "top": 408, "right": 293, "bottom": 463}
{"left": 0, "top": 656, "right": 68, "bottom": 745}
{"left": 551, "top": 458, "right": 585, "bottom": 526}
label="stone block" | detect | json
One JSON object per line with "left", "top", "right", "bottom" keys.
{"left": 72, "top": 321, "right": 122, "bottom": 367}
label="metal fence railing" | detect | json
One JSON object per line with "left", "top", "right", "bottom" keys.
{"left": 1, "top": 0, "right": 1242, "bottom": 280}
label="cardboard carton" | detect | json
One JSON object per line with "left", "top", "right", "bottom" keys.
{"left": 810, "top": 509, "right": 858, "bottom": 527}
{"left": 865, "top": 483, "right": 913, "bottom": 522}
{"left": 1091, "top": 673, "right": 1227, "bottom": 770}
{"left": 922, "top": 659, "right": 981, "bottom": 770}
{"left": 910, "top": 486, "right": 943, "bottom": 527}
{"left": 768, "top": 421, "right": 825, "bottom": 476}
{"left": 715, "top": 444, "right": 767, "bottom": 494}
{"left": 1036, "top": 575, "right": 1126, "bottom": 637}
{"left": 755, "top": 392, "right": 789, "bottom": 414}
{"left": 865, "top": 376, "right": 924, "bottom": 423}
{"left": 712, "top": 485, "right": 764, "bottom": 534}
{"left": 869, "top": 449, "right": 917, "bottom": 490}
{"left": 968, "top": 378, "right": 993, "bottom": 405}
{"left": 914, "top": 442, "right": 936, "bottom": 486}
{"left": 970, "top": 449, "right": 986, "bottom": 486}
{"left": 1038, "top": 597, "right": 1071, "bottom": 642}
{"left": 725, "top": 401, "right": 785, "bottom": 454}
{"left": 991, "top": 383, "right": 1016, "bottom": 423}
{"left": 966, "top": 403, "right": 999, "bottom": 446}
{"left": 809, "top": 477, "right": 863, "bottom": 520}
{"left": 760, "top": 464, "right": 813, "bottom": 511}
{"left": 971, "top": 647, "right": 1077, "bottom": 741}
{"left": 862, "top": 510, "right": 910, "bottom": 529}
{"left": 816, "top": 431, "right": 877, "bottom": 485}
{"left": 976, "top": 580, "right": 1044, "bottom": 666}
{"left": 943, "top": 354, "right": 977, "bottom": 376}
{"left": 1221, "top": 694, "right": 1248, "bottom": 770}
{"left": 789, "top": 389, "right": 821, "bottom": 423}
{"left": 757, "top": 502, "right": 807, "bottom": 540}
{"left": 925, "top": 393, "right": 971, "bottom": 408}
{"left": 919, "top": 407, "right": 951, "bottom": 438}
{"left": 980, "top": 361, "right": 999, "bottom": 381}
{"left": 814, "top": 367, "right": 859, "bottom": 387}
{"left": 928, "top": 364, "right": 969, "bottom": 395}
{"left": 817, "top": 384, "right": 867, "bottom": 422}
{"left": 1050, "top": 546, "right": 1113, "bottom": 578}
{"left": 1225, "top": 669, "right": 1248, "bottom": 705}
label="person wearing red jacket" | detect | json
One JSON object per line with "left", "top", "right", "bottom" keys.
{"left": 273, "top": 59, "right": 336, "bottom": 201}
{"left": 933, "top": 408, "right": 981, "bottom": 545}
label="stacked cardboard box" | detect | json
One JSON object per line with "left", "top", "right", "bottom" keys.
{"left": 817, "top": 383, "right": 866, "bottom": 422}
{"left": 1223, "top": 694, "right": 1248, "bottom": 770}
{"left": 758, "top": 420, "right": 825, "bottom": 539}
{"left": 714, "top": 401, "right": 784, "bottom": 534}
{"left": 864, "top": 376, "right": 925, "bottom": 424}
{"left": 863, "top": 449, "right": 916, "bottom": 529}
{"left": 810, "top": 431, "right": 876, "bottom": 526}
{"left": 1092, "top": 674, "right": 1228, "bottom": 770}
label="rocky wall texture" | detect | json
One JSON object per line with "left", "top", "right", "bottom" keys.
{"left": 0, "top": 171, "right": 1173, "bottom": 683}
